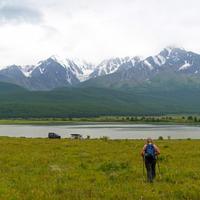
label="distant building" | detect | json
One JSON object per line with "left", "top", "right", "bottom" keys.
{"left": 70, "top": 134, "right": 82, "bottom": 139}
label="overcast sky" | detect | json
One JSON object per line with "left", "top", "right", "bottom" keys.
{"left": 0, "top": 0, "right": 200, "bottom": 66}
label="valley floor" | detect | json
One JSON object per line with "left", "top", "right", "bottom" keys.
{"left": 0, "top": 138, "right": 199, "bottom": 199}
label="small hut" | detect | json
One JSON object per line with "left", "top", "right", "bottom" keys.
{"left": 70, "top": 134, "right": 82, "bottom": 139}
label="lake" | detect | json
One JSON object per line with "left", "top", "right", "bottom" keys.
{"left": 0, "top": 123, "right": 200, "bottom": 139}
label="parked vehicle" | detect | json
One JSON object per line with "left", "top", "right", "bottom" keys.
{"left": 48, "top": 132, "right": 61, "bottom": 139}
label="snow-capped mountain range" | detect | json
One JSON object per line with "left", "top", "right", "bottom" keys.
{"left": 1, "top": 47, "right": 200, "bottom": 90}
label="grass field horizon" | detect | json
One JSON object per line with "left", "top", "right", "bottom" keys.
{"left": 0, "top": 137, "right": 200, "bottom": 199}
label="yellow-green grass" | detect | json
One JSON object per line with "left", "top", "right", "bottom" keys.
{"left": 0, "top": 137, "right": 199, "bottom": 199}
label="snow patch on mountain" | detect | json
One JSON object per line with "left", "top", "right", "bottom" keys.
{"left": 36, "top": 55, "right": 95, "bottom": 82}
{"left": 39, "top": 66, "right": 45, "bottom": 74}
{"left": 19, "top": 65, "right": 36, "bottom": 77}
{"left": 152, "top": 56, "right": 161, "bottom": 66}
{"left": 51, "top": 56, "right": 95, "bottom": 81}
{"left": 165, "top": 47, "right": 173, "bottom": 55}
{"left": 157, "top": 55, "right": 166, "bottom": 65}
{"left": 144, "top": 60, "right": 153, "bottom": 70}
{"left": 97, "top": 59, "right": 119, "bottom": 75}
{"left": 90, "top": 57, "right": 131, "bottom": 78}
{"left": 69, "top": 58, "right": 95, "bottom": 82}
{"left": 179, "top": 61, "right": 191, "bottom": 71}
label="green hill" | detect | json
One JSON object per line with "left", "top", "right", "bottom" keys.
{"left": 0, "top": 82, "right": 27, "bottom": 93}
{"left": 1, "top": 82, "right": 200, "bottom": 118}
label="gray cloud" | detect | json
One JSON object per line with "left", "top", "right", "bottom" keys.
{"left": 0, "top": 0, "right": 200, "bottom": 66}
{"left": 0, "top": 3, "right": 43, "bottom": 24}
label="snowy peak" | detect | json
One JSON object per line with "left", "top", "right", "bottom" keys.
{"left": 141, "top": 48, "right": 174, "bottom": 70}
{"left": 0, "top": 65, "right": 25, "bottom": 76}
{"left": 97, "top": 58, "right": 124, "bottom": 74}
{"left": 141, "top": 47, "right": 190, "bottom": 71}
{"left": 1, "top": 47, "right": 200, "bottom": 91}
{"left": 65, "top": 58, "right": 95, "bottom": 82}
{"left": 130, "top": 56, "right": 141, "bottom": 66}
{"left": 3, "top": 65, "right": 21, "bottom": 71}
{"left": 151, "top": 48, "right": 173, "bottom": 68}
{"left": 90, "top": 57, "right": 133, "bottom": 78}
{"left": 37, "top": 56, "right": 95, "bottom": 82}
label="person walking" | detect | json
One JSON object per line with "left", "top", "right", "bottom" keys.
{"left": 141, "top": 137, "right": 160, "bottom": 182}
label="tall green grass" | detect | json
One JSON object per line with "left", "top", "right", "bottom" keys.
{"left": 0, "top": 138, "right": 199, "bottom": 199}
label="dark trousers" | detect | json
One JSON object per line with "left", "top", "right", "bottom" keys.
{"left": 145, "top": 156, "right": 156, "bottom": 182}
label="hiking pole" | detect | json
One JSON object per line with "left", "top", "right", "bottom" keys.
{"left": 142, "top": 156, "right": 146, "bottom": 181}
{"left": 156, "top": 155, "right": 161, "bottom": 179}
{"left": 142, "top": 156, "right": 144, "bottom": 176}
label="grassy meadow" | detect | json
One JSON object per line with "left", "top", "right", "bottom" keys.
{"left": 0, "top": 138, "right": 200, "bottom": 199}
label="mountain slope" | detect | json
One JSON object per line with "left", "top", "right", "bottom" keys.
{"left": 0, "top": 82, "right": 26, "bottom": 94}
{"left": 89, "top": 57, "right": 138, "bottom": 78}
{"left": 81, "top": 47, "right": 200, "bottom": 89}
{"left": 1, "top": 47, "right": 200, "bottom": 91}
{"left": 1, "top": 82, "right": 200, "bottom": 118}
{"left": 0, "top": 56, "right": 139, "bottom": 90}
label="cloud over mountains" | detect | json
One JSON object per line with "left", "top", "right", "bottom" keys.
{"left": 0, "top": 0, "right": 200, "bottom": 67}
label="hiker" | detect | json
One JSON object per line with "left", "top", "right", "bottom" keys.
{"left": 141, "top": 137, "right": 160, "bottom": 182}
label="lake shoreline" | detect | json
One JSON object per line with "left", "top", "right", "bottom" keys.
{"left": 0, "top": 123, "right": 200, "bottom": 139}
{"left": 0, "top": 136, "right": 198, "bottom": 140}
{"left": 1, "top": 119, "right": 200, "bottom": 126}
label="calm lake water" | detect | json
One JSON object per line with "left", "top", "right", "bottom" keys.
{"left": 0, "top": 123, "right": 200, "bottom": 139}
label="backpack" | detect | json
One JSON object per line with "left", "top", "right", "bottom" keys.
{"left": 145, "top": 144, "right": 155, "bottom": 158}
